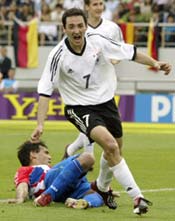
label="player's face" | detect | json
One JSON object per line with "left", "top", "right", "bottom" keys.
{"left": 86, "top": 0, "right": 104, "bottom": 20}
{"left": 64, "top": 16, "right": 87, "bottom": 50}
{"left": 33, "top": 146, "right": 51, "bottom": 166}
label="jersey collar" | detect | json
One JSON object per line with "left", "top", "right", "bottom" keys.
{"left": 65, "top": 37, "right": 86, "bottom": 56}
{"left": 88, "top": 18, "right": 103, "bottom": 29}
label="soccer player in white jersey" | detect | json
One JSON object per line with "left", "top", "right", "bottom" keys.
{"left": 31, "top": 8, "right": 171, "bottom": 214}
{"left": 63, "top": 0, "right": 124, "bottom": 160}
{"left": 86, "top": 0, "right": 123, "bottom": 40}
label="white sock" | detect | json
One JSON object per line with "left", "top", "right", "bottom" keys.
{"left": 67, "top": 133, "right": 85, "bottom": 155}
{"left": 84, "top": 143, "right": 94, "bottom": 154}
{"left": 96, "top": 153, "right": 113, "bottom": 192}
{"left": 83, "top": 135, "right": 94, "bottom": 154}
{"left": 110, "top": 158, "right": 143, "bottom": 200}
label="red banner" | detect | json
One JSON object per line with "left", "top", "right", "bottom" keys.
{"left": 14, "top": 19, "right": 39, "bottom": 68}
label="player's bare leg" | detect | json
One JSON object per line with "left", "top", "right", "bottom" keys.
{"left": 90, "top": 125, "right": 152, "bottom": 214}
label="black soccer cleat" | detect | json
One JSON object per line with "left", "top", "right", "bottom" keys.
{"left": 133, "top": 197, "right": 153, "bottom": 215}
{"left": 91, "top": 181, "right": 117, "bottom": 210}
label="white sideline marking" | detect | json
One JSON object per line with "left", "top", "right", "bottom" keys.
{"left": 120, "top": 188, "right": 175, "bottom": 194}
{"left": 142, "top": 188, "right": 175, "bottom": 193}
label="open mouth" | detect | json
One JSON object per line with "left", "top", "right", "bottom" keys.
{"left": 73, "top": 35, "right": 81, "bottom": 42}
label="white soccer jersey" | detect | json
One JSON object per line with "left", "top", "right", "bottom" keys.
{"left": 87, "top": 18, "right": 123, "bottom": 42}
{"left": 87, "top": 19, "right": 123, "bottom": 93}
{"left": 38, "top": 34, "right": 136, "bottom": 105}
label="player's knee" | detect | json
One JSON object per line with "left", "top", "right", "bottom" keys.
{"left": 77, "top": 152, "right": 95, "bottom": 171}
{"left": 105, "top": 140, "right": 120, "bottom": 157}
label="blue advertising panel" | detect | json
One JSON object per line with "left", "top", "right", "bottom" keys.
{"left": 135, "top": 94, "right": 174, "bottom": 123}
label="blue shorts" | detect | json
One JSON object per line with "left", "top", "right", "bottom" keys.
{"left": 44, "top": 155, "right": 91, "bottom": 202}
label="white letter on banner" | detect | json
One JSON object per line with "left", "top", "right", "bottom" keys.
{"left": 151, "top": 96, "right": 171, "bottom": 122}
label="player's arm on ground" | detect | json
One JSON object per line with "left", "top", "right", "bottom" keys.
{"left": 0, "top": 182, "right": 29, "bottom": 204}
{"left": 15, "top": 182, "right": 29, "bottom": 203}
{"left": 134, "top": 51, "right": 172, "bottom": 75}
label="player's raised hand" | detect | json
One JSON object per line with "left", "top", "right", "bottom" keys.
{"left": 154, "top": 62, "right": 172, "bottom": 75}
{"left": 30, "top": 125, "right": 43, "bottom": 143}
{"left": 159, "top": 62, "right": 172, "bottom": 75}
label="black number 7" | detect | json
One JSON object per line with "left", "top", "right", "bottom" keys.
{"left": 83, "top": 74, "right": 91, "bottom": 89}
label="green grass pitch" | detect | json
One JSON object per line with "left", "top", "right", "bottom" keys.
{"left": 0, "top": 121, "right": 174, "bottom": 221}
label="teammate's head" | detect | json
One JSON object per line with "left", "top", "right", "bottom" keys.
{"left": 18, "top": 140, "right": 51, "bottom": 166}
{"left": 84, "top": 0, "right": 104, "bottom": 19}
{"left": 62, "top": 8, "right": 87, "bottom": 28}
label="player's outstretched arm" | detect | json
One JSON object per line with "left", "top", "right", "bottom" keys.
{"left": 134, "top": 51, "right": 172, "bottom": 75}
{"left": 31, "top": 95, "right": 50, "bottom": 142}
{"left": 0, "top": 182, "right": 29, "bottom": 204}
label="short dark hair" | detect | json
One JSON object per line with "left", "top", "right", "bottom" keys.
{"left": 62, "top": 8, "right": 87, "bottom": 28}
{"left": 17, "top": 140, "right": 48, "bottom": 166}
{"left": 84, "top": 0, "right": 104, "bottom": 5}
{"left": 55, "top": 3, "right": 63, "bottom": 8}
{"left": 84, "top": 0, "right": 90, "bottom": 5}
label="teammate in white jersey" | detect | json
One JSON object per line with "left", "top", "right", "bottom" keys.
{"left": 63, "top": 0, "right": 124, "bottom": 159}
{"left": 31, "top": 8, "right": 171, "bottom": 214}
{"left": 86, "top": 0, "right": 123, "bottom": 41}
